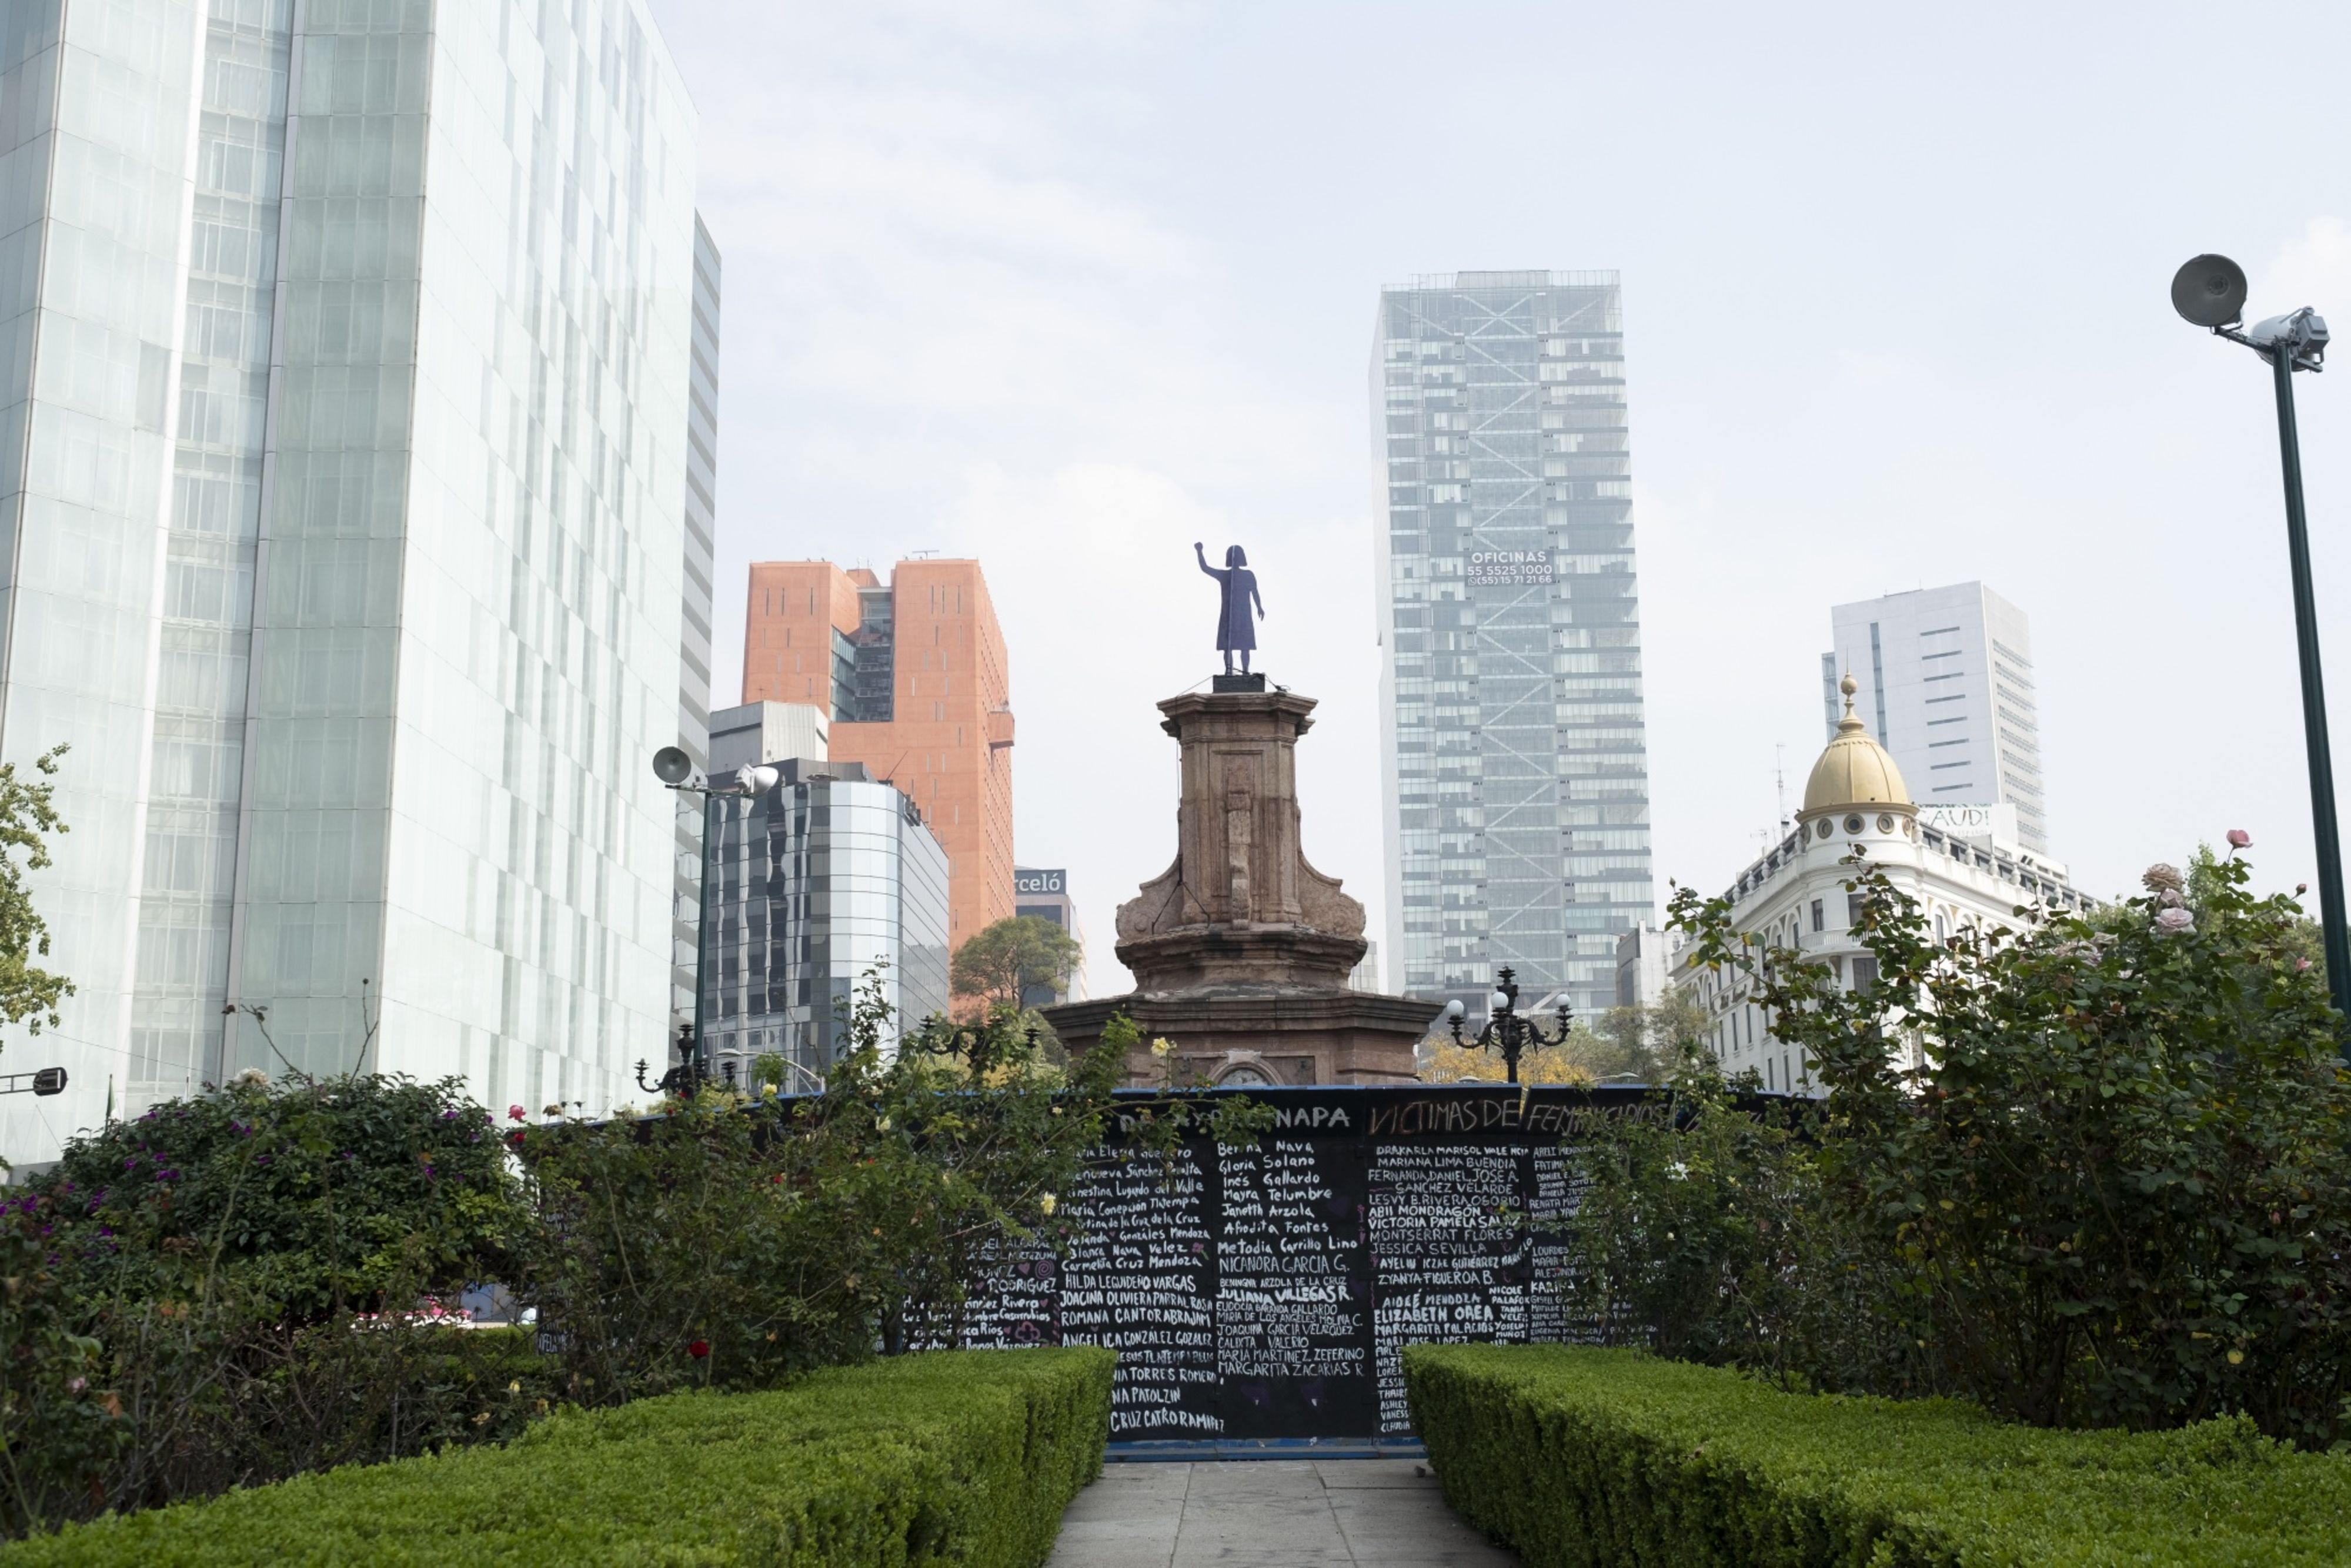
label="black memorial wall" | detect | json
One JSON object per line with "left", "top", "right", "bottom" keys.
{"left": 939, "top": 1085, "right": 1670, "bottom": 1443}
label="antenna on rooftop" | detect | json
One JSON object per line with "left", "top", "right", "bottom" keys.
{"left": 1774, "top": 744, "right": 1788, "bottom": 834}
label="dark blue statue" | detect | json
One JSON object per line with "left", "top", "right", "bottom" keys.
{"left": 1195, "top": 542, "right": 1264, "bottom": 675}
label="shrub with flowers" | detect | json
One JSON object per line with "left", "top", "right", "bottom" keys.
{"left": 6, "top": 1074, "right": 538, "bottom": 1534}
{"left": 509, "top": 974, "right": 1146, "bottom": 1402}
{"left": 1571, "top": 839, "right": 2351, "bottom": 1446}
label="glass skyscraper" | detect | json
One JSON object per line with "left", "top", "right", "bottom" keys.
{"left": 702, "top": 758, "right": 951, "bottom": 1085}
{"left": 672, "top": 217, "right": 720, "bottom": 1038}
{"left": 1372, "top": 272, "right": 1654, "bottom": 1020}
{"left": 0, "top": 1, "right": 702, "bottom": 1161}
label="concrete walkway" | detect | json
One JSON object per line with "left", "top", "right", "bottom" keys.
{"left": 1043, "top": 1459, "right": 1521, "bottom": 1567}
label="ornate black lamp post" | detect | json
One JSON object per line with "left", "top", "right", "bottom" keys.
{"left": 2170, "top": 255, "right": 2349, "bottom": 1044}
{"left": 1442, "top": 966, "right": 1573, "bottom": 1085}
{"left": 635, "top": 1022, "right": 706, "bottom": 1099}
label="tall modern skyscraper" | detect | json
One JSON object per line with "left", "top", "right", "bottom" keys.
{"left": 1372, "top": 273, "right": 1655, "bottom": 1019}
{"left": 0, "top": 2, "right": 702, "bottom": 1161}
{"left": 673, "top": 218, "right": 720, "bottom": 1038}
{"left": 1822, "top": 583, "right": 2046, "bottom": 853}
{"left": 741, "top": 559, "right": 1016, "bottom": 959}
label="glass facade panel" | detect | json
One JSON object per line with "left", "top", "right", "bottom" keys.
{"left": 1372, "top": 273, "right": 1654, "bottom": 1020}
{"left": 1, "top": 0, "right": 701, "bottom": 1160}
{"left": 704, "top": 770, "right": 951, "bottom": 1085}
{"left": 673, "top": 215, "right": 718, "bottom": 1036}
{"left": 131, "top": 0, "right": 290, "bottom": 1101}
{"left": 0, "top": 1, "right": 199, "bottom": 1158}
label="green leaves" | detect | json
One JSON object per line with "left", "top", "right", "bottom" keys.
{"left": 0, "top": 744, "right": 71, "bottom": 1039}
{"left": 1608, "top": 845, "right": 2351, "bottom": 1444}
{"left": 7, "top": 1349, "right": 1114, "bottom": 1567}
{"left": 1407, "top": 1345, "right": 2351, "bottom": 1566}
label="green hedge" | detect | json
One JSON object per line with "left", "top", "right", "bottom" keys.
{"left": 1404, "top": 1344, "right": 2351, "bottom": 1567}
{"left": 6, "top": 1348, "right": 1111, "bottom": 1567}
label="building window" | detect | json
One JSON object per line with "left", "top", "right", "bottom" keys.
{"left": 1809, "top": 898, "right": 1824, "bottom": 932}
{"left": 1846, "top": 893, "right": 1864, "bottom": 928}
{"left": 1851, "top": 955, "right": 1880, "bottom": 992}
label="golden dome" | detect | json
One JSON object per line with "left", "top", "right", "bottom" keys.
{"left": 1801, "top": 674, "right": 1913, "bottom": 815}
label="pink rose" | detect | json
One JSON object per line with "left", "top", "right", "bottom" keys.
{"left": 507, "top": 1105, "right": 525, "bottom": 1122}
{"left": 2154, "top": 907, "right": 2196, "bottom": 935}
{"left": 2227, "top": 828, "right": 2252, "bottom": 848}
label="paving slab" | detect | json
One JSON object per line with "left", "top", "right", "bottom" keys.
{"left": 1044, "top": 1459, "right": 1518, "bottom": 1568}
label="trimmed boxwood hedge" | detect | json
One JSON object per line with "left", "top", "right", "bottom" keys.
{"left": 5, "top": 1347, "right": 1111, "bottom": 1567}
{"left": 1404, "top": 1343, "right": 2351, "bottom": 1567}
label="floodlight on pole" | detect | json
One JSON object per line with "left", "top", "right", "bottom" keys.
{"left": 2172, "top": 253, "right": 2349, "bottom": 1048}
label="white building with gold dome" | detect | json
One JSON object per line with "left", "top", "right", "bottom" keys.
{"left": 1671, "top": 676, "right": 2095, "bottom": 1092}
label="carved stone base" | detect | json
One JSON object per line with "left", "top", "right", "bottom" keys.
{"left": 1042, "top": 981, "right": 1435, "bottom": 1088}
{"left": 1061, "top": 681, "right": 1440, "bottom": 1086}
{"left": 1117, "top": 922, "right": 1365, "bottom": 990}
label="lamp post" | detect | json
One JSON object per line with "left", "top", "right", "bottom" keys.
{"left": 650, "top": 747, "right": 777, "bottom": 1094}
{"left": 1441, "top": 966, "right": 1574, "bottom": 1085}
{"left": 2171, "top": 255, "right": 2350, "bottom": 1041}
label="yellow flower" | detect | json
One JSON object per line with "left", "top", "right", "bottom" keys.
{"left": 1039, "top": 1193, "right": 1058, "bottom": 1216}
{"left": 2228, "top": 1349, "right": 2245, "bottom": 1365}
{"left": 507, "top": 1380, "right": 521, "bottom": 1394}
{"left": 1150, "top": 1038, "right": 1175, "bottom": 1058}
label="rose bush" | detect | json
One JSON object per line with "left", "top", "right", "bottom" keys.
{"left": 5, "top": 972, "right": 1184, "bottom": 1539}
{"left": 1570, "top": 843, "right": 2351, "bottom": 1445}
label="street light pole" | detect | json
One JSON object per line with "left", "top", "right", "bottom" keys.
{"left": 2171, "top": 254, "right": 2349, "bottom": 1041}
{"left": 2269, "top": 342, "right": 2351, "bottom": 1028}
{"left": 1441, "top": 966, "right": 1574, "bottom": 1085}
{"left": 694, "top": 787, "right": 717, "bottom": 1082}
{"left": 651, "top": 747, "right": 777, "bottom": 1094}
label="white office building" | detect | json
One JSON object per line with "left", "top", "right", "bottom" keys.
{"left": 703, "top": 758, "right": 951, "bottom": 1085}
{"left": 0, "top": 2, "right": 703, "bottom": 1160}
{"left": 1822, "top": 583, "right": 2047, "bottom": 852}
{"left": 1372, "top": 272, "right": 1655, "bottom": 1022}
{"left": 1677, "top": 676, "right": 2092, "bottom": 1093}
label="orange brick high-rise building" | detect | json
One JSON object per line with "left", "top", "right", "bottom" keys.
{"left": 742, "top": 559, "right": 1016, "bottom": 959}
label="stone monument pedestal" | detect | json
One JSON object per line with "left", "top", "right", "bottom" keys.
{"left": 1043, "top": 686, "right": 1438, "bottom": 1086}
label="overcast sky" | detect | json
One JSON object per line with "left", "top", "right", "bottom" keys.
{"left": 644, "top": 0, "right": 2351, "bottom": 996}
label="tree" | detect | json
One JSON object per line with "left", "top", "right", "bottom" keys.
{"left": 0, "top": 744, "right": 71, "bottom": 1041}
{"left": 1418, "top": 1020, "right": 1631, "bottom": 1084}
{"left": 950, "top": 916, "right": 1081, "bottom": 1012}
{"left": 1652, "top": 842, "right": 2351, "bottom": 1443}
{"left": 1594, "top": 994, "right": 1711, "bottom": 1083}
